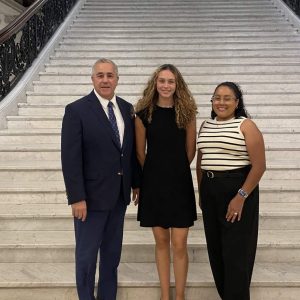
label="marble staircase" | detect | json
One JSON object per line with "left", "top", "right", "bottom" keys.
{"left": 0, "top": 0, "right": 300, "bottom": 299}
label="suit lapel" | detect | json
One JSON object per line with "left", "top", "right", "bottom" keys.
{"left": 87, "top": 91, "right": 121, "bottom": 150}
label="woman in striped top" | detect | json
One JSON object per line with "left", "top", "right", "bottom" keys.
{"left": 196, "top": 82, "right": 266, "bottom": 300}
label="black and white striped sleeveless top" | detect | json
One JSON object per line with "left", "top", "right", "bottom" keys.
{"left": 197, "top": 117, "right": 250, "bottom": 171}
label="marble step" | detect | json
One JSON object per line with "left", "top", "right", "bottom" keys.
{"left": 0, "top": 150, "right": 60, "bottom": 161}
{"left": 69, "top": 15, "right": 287, "bottom": 24}
{"left": 79, "top": 4, "right": 278, "bottom": 9}
{"left": 81, "top": 2, "right": 273, "bottom": 7}
{"left": 0, "top": 133, "right": 60, "bottom": 143}
{"left": 1, "top": 202, "right": 300, "bottom": 231}
{"left": 1, "top": 128, "right": 298, "bottom": 136}
{"left": 0, "top": 158, "right": 297, "bottom": 169}
{"left": 71, "top": 18, "right": 295, "bottom": 26}
{"left": 18, "top": 101, "right": 300, "bottom": 115}
{"left": 0, "top": 262, "right": 299, "bottom": 300}
{"left": 6, "top": 116, "right": 300, "bottom": 129}
{"left": 81, "top": 2, "right": 273, "bottom": 6}
{"left": 33, "top": 79, "right": 300, "bottom": 94}
{"left": 81, "top": 5, "right": 275, "bottom": 9}
{"left": 84, "top": 0, "right": 271, "bottom": 6}
{"left": 2, "top": 148, "right": 295, "bottom": 163}
{"left": 17, "top": 103, "right": 300, "bottom": 117}
{"left": 75, "top": 13, "right": 283, "bottom": 21}
{"left": 44, "top": 64, "right": 300, "bottom": 74}
{"left": 30, "top": 81, "right": 300, "bottom": 94}
{"left": 0, "top": 229, "right": 299, "bottom": 263}
{"left": 25, "top": 92, "right": 300, "bottom": 106}
{"left": 0, "top": 179, "right": 300, "bottom": 203}
{"left": 74, "top": 16, "right": 286, "bottom": 23}
{"left": 0, "top": 136, "right": 299, "bottom": 150}
{"left": 73, "top": 16, "right": 292, "bottom": 22}
{"left": 0, "top": 128, "right": 298, "bottom": 144}
{"left": 0, "top": 187, "right": 297, "bottom": 205}
{"left": 77, "top": 8, "right": 282, "bottom": 14}
{"left": 65, "top": 31, "right": 298, "bottom": 39}
{"left": 48, "top": 57, "right": 300, "bottom": 66}
{"left": 0, "top": 164, "right": 298, "bottom": 181}
{"left": 78, "top": 4, "right": 277, "bottom": 10}
{"left": 33, "top": 74, "right": 300, "bottom": 89}
{"left": 79, "top": 14, "right": 281, "bottom": 20}
{"left": 54, "top": 48, "right": 300, "bottom": 58}
{"left": 1, "top": 158, "right": 299, "bottom": 169}
{"left": 37, "top": 72, "right": 300, "bottom": 83}
{"left": 85, "top": 0, "right": 269, "bottom": 2}
{"left": 84, "top": 0, "right": 271, "bottom": 4}
{"left": 83, "top": 3, "right": 273, "bottom": 8}
{"left": 58, "top": 42, "right": 300, "bottom": 51}
{"left": 0, "top": 143, "right": 298, "bottom": 162}
{"left": 69, "top": 26, "right": 294, "bottom": 33}
{"left": 61, "top": 34, "right": 300, "bottom": 43}
{"left": 68, "top": 25, "right": 293, "bottom": 35}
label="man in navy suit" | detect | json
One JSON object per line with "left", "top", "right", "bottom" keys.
{"left": 61, "top": 58, "right": 140, "bottom": 300}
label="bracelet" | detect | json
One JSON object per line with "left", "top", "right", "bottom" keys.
{"left": 238, "top": 188, "right": 248, "bottom": 199}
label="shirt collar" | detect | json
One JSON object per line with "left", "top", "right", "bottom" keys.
{"left": 93, "top": 88, "right": 117, "bottom": 108}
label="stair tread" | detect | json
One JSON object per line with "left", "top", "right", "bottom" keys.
{"left": 7, "top": 114, "right": 300, "bottom": 120}
{"left": 0, "top": 178, "right": 300, "bottom": 192}
{"left": 0, "top": 144, "right": 299, "bottom": 151}
{"left": 0, "top": 160, "right": 300, "bottom": 169}
{"left": 0, "top": 128, "right": 299, "bottom": 134}
{"left": 0, "top": 262, "right": 299, "bottom": 287}
{"left": 0, "top": 202, "right": 300, "bottom": 217}
{"left": 0, "top": 179, "right": 298, "bottom": 191}
{"left": 0, "top": 229, "right": 299, "bottom": 247}
{"left": 18, "top": 100, "right": 300, "bottom": 106}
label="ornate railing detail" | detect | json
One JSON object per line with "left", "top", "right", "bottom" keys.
{"left": 282, "top": 0, "right": 300, "bottom": 16}
{"left": 0, "top": 0, "right": 78, "bottom": 101}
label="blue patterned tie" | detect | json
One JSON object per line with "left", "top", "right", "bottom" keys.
{"left": 107, "top": 101, "right": 121, "bottom": 147}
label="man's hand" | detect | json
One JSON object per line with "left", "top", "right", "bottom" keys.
{"left": 132, "top": 188, "right": 140, "bottom": 206}
{"left": 71, "top": 200, "right": 87, "bottom": 221}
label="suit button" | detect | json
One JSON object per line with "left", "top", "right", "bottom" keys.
{"left": 117, "top": 172, "right": 123, "bottom": 175}
{"left": 121, "top": 153, "right": 124, "bottom": 157}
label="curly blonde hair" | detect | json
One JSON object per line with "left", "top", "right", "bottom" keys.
{"left": 135, "top": 64, "right": 197, "bottom": 128}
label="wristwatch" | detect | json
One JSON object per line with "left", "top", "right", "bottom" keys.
{"left": 238, "top": 188, "right": 248, "bottom": 199}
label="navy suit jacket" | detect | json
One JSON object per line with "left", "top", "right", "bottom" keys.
{"left": 61, "top": 90, "right": 140, "bottom": 211}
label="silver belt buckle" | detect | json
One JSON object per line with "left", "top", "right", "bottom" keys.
{"left": 206, "top": 171, "right": 214, "bottom": 178}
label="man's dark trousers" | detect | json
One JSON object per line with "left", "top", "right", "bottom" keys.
{"left": 74, "top": 196, "right": 126, "bottom": 300}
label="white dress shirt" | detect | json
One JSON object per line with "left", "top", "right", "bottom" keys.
{"left": 94, "top": 89, "right": 125, "bottom": 146}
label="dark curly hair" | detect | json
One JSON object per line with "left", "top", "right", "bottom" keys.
{"left": 210, "top": 82, "right": 250, "bottom": 119}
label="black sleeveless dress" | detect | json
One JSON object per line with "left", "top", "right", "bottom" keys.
{"left": 137, "top": 106, "right": 197, "bottom": 228}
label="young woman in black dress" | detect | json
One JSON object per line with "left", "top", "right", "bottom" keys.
{"left": 135, "top": 64, "right": 197, "bottom": 300}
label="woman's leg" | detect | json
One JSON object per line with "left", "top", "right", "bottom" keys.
{"left": 152, "top": 227, "right": 171, "bottom": 300}
{"left": 171, "top": 227, "right": 189, "bottom": 300}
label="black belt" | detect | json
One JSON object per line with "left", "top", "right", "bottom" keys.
{"left": 202, "top": 166, "right": 250, "bottom": 179}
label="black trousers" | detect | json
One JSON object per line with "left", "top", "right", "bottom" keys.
{"left": 200, "top": 167, "right": 259, "bottom": 300}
